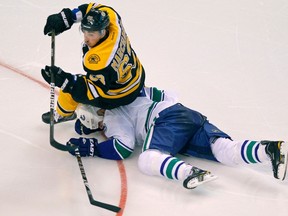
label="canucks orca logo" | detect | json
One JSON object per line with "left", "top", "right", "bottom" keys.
{"left": 80, "top": 115, "right": 86, "bottom": 121}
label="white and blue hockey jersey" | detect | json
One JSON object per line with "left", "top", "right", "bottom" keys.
{"left": 96, "top": 87, "right": 178, "bottom": 160}
{"left": 77, "top": 86, "right": 230, "bottom": 161}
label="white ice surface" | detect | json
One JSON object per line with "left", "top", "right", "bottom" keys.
{"left": 1, "top": 0, "right": 288, "bottom": 216}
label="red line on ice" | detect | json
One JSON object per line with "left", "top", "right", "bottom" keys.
{"left": 0, "top": 60, "right": 128, "bottom": 215}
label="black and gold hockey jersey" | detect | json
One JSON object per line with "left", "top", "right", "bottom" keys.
{"left": 70, "top": 3, "right": 145, "bottom": 109}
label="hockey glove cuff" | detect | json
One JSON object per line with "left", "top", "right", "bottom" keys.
{"left": 67, "top": 137, "right": 99, "bottom": 157}
{"left": 44, "top": 8, "right": 74, "bottom": 36}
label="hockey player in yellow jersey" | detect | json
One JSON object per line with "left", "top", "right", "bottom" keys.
{"left": 41, "top": 2, "right": 145, "bottom": 123}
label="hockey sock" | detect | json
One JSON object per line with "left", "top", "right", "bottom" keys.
{"left": 240, "top": 140, "right": 269, "bottom": 164}
{"left": 212, "top": 138, "right": 269, "bottom": 166}
{"left": 138, "top": 150, "right": 192, "bottom": 181}
{"left": 159, "top": 156, "right": 192, "bottom": 180}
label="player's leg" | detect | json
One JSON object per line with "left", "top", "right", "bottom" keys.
{"left": 211, "top": 138, "right": 288, "bottom": 180}
{"left": 42, "top": 90, "right": 77, "bottom": 124}
{"left": 139, "top": 105, "right": 218, "bottom": 189}
{"left": 138, "top": 149, "right": 217, "bottom": 189}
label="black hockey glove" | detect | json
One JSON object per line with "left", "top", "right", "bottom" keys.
{"left": 75, "top": 119, "right": 103, "bottom": 135}
{"left": 67, "top": 137, "right": 99, "bottom": 157}
{"left": 44, "top": 8, "right": 74, "bottom": 36}
{"left": 41, "top": 65, "right": 77, "bottom": 93}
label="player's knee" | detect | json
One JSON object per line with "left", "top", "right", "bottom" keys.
{"left": 211, "top": 138, "right": 238, "bottom": 166}
{"left": 138, "top": 149, "right": 162, "bottom": 176}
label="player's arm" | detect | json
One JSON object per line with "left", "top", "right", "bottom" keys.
{"left": 43, "top": 3, "right": 94, "bottom": 35}
{"left": 67, "top": 110, "right": 135, "bottom": 160}
{"left": 40, "top": 65, "right": 107, "bottom": 107}
{"left": 67, "top": 137, "right": 134, "bottom": 160}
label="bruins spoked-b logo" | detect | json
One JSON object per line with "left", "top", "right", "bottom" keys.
{"left": 87, "top": 15, "right": 94, "bottom": 25}
{"left": 88, "top": 54, "right": 100, "bottom": 64}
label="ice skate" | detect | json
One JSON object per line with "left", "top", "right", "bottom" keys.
{"left": 261, "top": 140, "right": 288, "bottom": 180}
{"left": 42, "top": 111, "right": 77, "bottom": 124}
{"left": 183, "top": 167, "right": 217, "bottom": 189}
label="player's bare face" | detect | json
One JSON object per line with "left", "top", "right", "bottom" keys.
{"left": 82, "top": 30, "right": 103, "bottom": 48}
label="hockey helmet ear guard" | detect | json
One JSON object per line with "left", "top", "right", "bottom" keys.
{"left": 76, "top": 104, "right": 104, "bottom": 130}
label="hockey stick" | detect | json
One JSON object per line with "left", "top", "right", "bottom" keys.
{"left": 49, "top": 32, "right": 120, "bottom": 212}
{"left": 49, "top": 31, "right": 75, "bottom": 152}
{"left": 75, "top": 149, "right": 121, "bottom": 213}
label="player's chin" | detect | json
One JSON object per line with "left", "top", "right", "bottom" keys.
{"left": 87, "top": 42, "right": 97, "bottom": 48}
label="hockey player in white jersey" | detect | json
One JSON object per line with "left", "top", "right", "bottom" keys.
{"left": 67, "top": 87, "right": 288, "bottom": 189}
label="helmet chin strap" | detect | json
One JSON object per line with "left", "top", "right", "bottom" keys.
{"left": 94, "top": 127, "right": 104, "bottom": 132}
{"left": 99, "top": 29, "right": 105, "bottom": 37}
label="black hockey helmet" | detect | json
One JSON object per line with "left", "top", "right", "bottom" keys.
{"left": 81, "top": 8, "right": 110, "bottom": 32}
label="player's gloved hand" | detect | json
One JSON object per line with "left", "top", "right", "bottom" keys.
{"left": 41, "top": 65, "right": 77, "bottom": 93}
{"left": 75, "top": 119, "right": 101, "bottom": 135}
{"left": 67, "top": 137, "right": 98, "bottom": 157}
{"left": 44, "top": 8, "right": 74, "bottom": 36}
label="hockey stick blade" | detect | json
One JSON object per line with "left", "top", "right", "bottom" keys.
{"left": 90, "top": 198, "right": 121, "bottom": 213}
{"left": 75, "top": 151, "right": 121, "bottom": 213}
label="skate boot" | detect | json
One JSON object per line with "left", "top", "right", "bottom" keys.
{"left": 42, "top": 111, "right": 77, "bottom": 124}
{"left": 261, "top": 140, "right": 288, "bottom": 180}
{"left": 183, "top": 167, "right": 217, "bottom": 189}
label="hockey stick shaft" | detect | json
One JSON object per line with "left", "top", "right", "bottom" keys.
{"left": 49, "top": 31, "right": 75, "bottom": 152}
{"left": 49, "top": 31, "right": 56, "bottom": 143}
{"left": 75, "top": 149, "right": 121, "bottom": 213}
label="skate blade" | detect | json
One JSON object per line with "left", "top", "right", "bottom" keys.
{"left": 278, "top": 142, "right": 288, "bottom": 180}
{"left": 186, "top": 173, "right": 218, "bottom": 189}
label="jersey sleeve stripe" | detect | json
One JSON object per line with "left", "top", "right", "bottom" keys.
{"left": 113, "top": 139, "right": 134, "bottom": 159}
{"left": 87, "top": 81, "right": 100, "bottom": 99}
